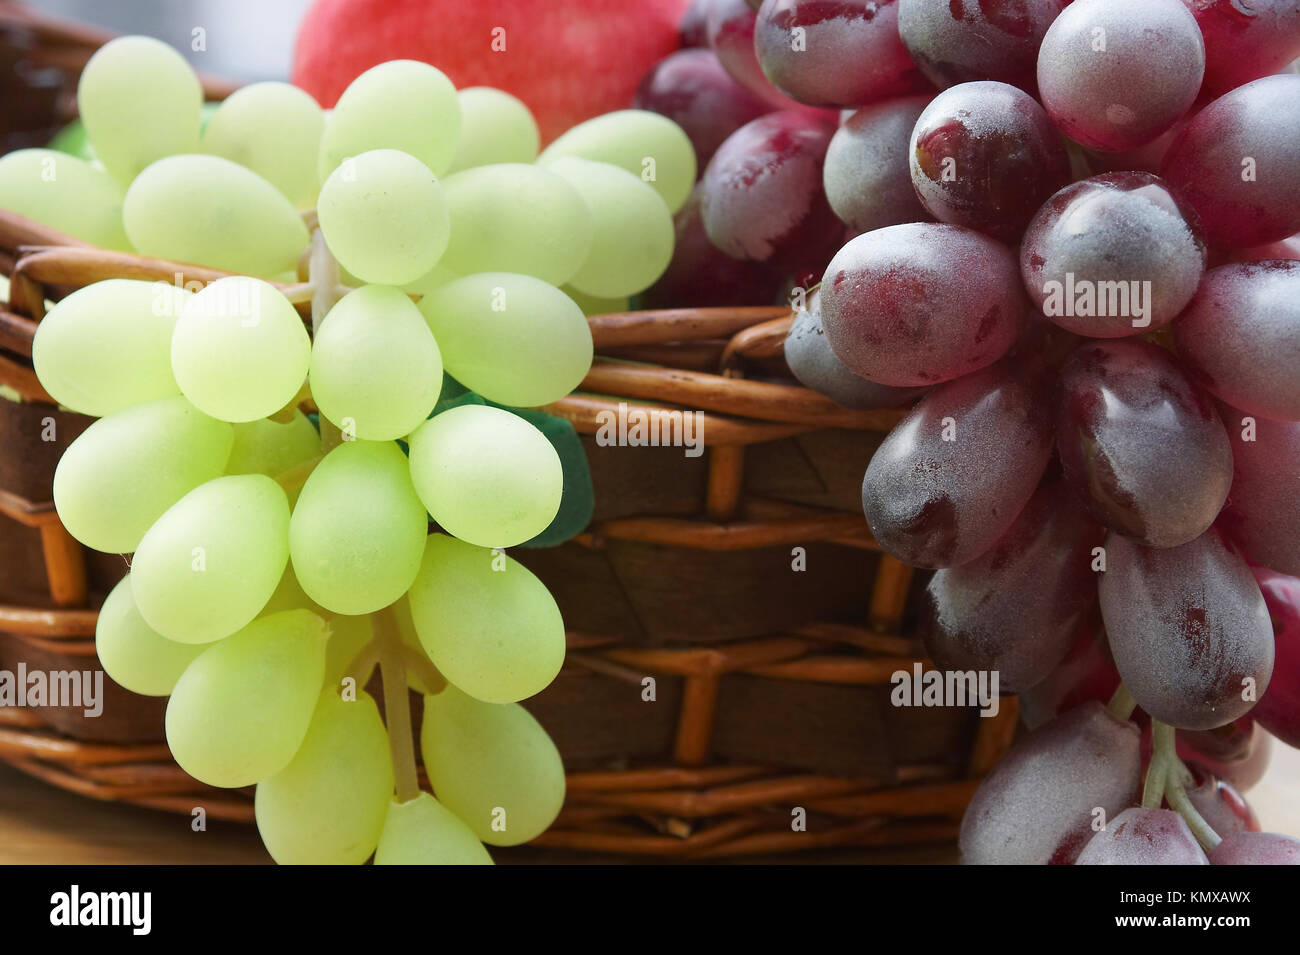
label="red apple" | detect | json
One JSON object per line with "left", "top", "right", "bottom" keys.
{"left": 293, "top": 0, "right": 693, "bottom": 145}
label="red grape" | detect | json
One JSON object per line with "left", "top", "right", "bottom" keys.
{"left": 959, "top": 702, "right": 1141, "bottom": 865}
{"left": 1179, "top": 718, "right": 1272, "bottom": 792}
{"left": 823, "top": 95, "right": 932, "bottom": 233}
{"left": 1209, "top": 831, "right": 1300, "bottom": 864}
{"left": 1219, "top": 234, "right": 1300, "bottom": 266}
{"left": 1019, "top": 615, "right": 1122, "bottom": 730}
{"left": 1249, "top": 567, "right": 1300, "bottom": 749}
{"left": 918, "top": 480, "right": 1101, "bottom": 691}
{"left": 699, "top": 111, "right": 841, "bottom": 271}
{"left": 1056, "top": 340, "right": 1232, "bottom": 548}
{"left": 1037, "top": 0, "right": 1205, "bottom": 152}
{"left": 707, "top": 0, "right": 833, "bottom": 112}
{"left": 642, "top": 183, "right": 784, "bottom": 308}
{"left": 897, "top": 0, "right": 1070, "bottom": 92}
{"left": 753, "top": 0, "right": 929, "bottom": 108}
{"left": 861, "top": 359, "right": 1055, "bottom": 568}
{"left": 1175, "top": 261, "right": 1300, "bottom": 422}
{"left": 1218, "top": 408, "right": 1300, "bottom": 576}
{"left": 909, "top": 81, "right": 1070, "bottom": 241}
{"left": 1185, "top": 765, "right": 1259, "bottom": 837}
{"left": 820, "top": 222, "right": 1026, "bottom": 386}
{"left": 680, "top": 0, "right": 713, "bottom": 47}
{"left": 1075, "top": 808, "right": 1210, "bottom": 865}
{"left": 1161, "top": 75, "right": 1300, "bottom": 248}
{"left": 1099, "top": 527, "right": 1274, "bottom": 731}
{"left": 1021, "top": 173, "right": 1206, "bottom": 338}
{"left": 784, "top": 290, "right": 928, "bottom": 410}
{"left": 1183, "top": 0, "right": 1300, "bottom": 99}
{"left": 635, "top": 49, "right": 774, "bottom": 167}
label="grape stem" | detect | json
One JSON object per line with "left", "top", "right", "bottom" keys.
{"left": 306, "top": 227, "right": 344, "bottom": 454}
{"left": 1143, "top": 719, "right": 1223, "bottom": 851}
{"left": 1106, "top": 683, "right": 1137, "bottom": 722}
{"left": 373, "top": 605, "right": 421, "bottom": 804}
{"left": 401, "top": 644, "right": 447, "bottom": 695}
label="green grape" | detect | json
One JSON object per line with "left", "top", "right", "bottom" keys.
{"left": 256, "top": 563, "right": 373, "bottom": 689}
{"left": 422, "top": 684, "right": 565, "bottom": 846}
{"left": 406, "top": 534, "right": 565, "bottom": 703}
{"left": 561, "top": 285, "right": 629, "bottom": 317}
{"left": 447, "top": 87, "right": 539, "bottom": 172}
{"left": 255, "top": 690, "right": 393, "bottom": 865}
{"left": 76, "top": 35, "right": 201, "bottom": 183}
{"left": 544, "top": 157, "right": 674, "bottom": 298}
{"left": 95, "top": 576, "right": 206, "bottom": 697}
{"left": 0, "top": 149, "right": 130, "bottom": 250}
{"left": 52, "top": 396, "right": 233, "bottom": 554}
{"left": 317, "top": 149, "right": 450, "bottom": 286}
{"left": 123, "top": 154, "right": 309, "bottom": 277}
{"left": 538, "top": 109, "right": 695, "bottom": 213}
{"left": 33, "top": 278, "right": 187, "bottom": 416}
{"left": 165, "top": 609, "right": 327, "bottom": 788}
{"left": 47, "top": 119, "right": 94, "bottom": 160}
{"left": 200, "top": 81, "right": 324, "bottom": 209}
{"left": 418, "top": 273, "right": 592, "bottom": 408}
{"left": 405, "top": 261, "right": 458, "bottom": 299}
{"left": 131, "top": 474, "right": 290, "bottom": 644}
{"left": 170, "top": 276, "right": 311, "bottom": 423}
{"left": 258, "top": 562, "right": 315, "bottom": 618}
{"left": 323, "top": 613, "right": 374, "bottom": 691}
{"left": 290, "top": 440, "right": 427, "bottom": 615}
{"left": 226, "top": 412, "right": 319, "bottom": 479}
{"left": 439, "top": 163, "right": 592, "bottom": 285}
{"left": 408, "top": 406, "right": 563, "bottom": 548}
{"left": 309, "top": 285, "right": 442, "bottom": 441}
{"left": 317, "top": 60, "right": 460, "bottom": 181}
{"left": 373, "top": 792, "right": 493, "bottom": 865}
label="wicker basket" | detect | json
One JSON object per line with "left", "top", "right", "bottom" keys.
{"left": 0, "top": 2, "right": 1017, "bottom": 858}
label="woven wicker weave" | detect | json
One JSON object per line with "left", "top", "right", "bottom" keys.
{"left": 0, "top": 2, "right": 1018, "bottom": 857}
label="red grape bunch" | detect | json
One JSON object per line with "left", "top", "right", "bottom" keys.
{"left": 689, "top": 0, "right": 1300, "bottom": 864}
{"left": 636, "top": 1, "right": 1300, "bottom": 861}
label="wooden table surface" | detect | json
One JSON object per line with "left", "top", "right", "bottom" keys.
{"left": 2, "top": 738, "right": 1297, "bottom": 865}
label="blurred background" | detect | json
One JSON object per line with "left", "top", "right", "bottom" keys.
{"left": 27, "top": 0, "right": 312, "bottom": 80}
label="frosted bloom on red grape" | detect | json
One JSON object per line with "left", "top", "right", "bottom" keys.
{"left": 1175, "top": 261, "right": 1300, "bottom": 422}
{"left": 1037, "top": 0, "right": 1204, "bottom": 152}
{"left": 754, "top": 0, "right": 929, "bottom": 108}
{"left": 820, "top": 222, "right": 1025, "bottom": 386}
{"left": 1218, "top": 408, "right": 1300, "bottom": 577}
{"left": 1075, "top": 808, "right": 1209, "bottom": 865}
{"left": 897, "top": 0, "right": 1070, "bottom": 92}
{"left": 699, "top": 111, "right": 840, "bottom": 271}
{"left": 823, "top": 95, "right": 931, "bottom": 234}
{"left": 784, "top": 291, "right": 927, "bottom": 410}
{"left": 1099, "top": 528, "right": 1274, "bottom": 731}
{"left": 861, "top": 359, "right": 1054, "bottom": 568}
{"left": 918, "top": 481, "right": 1101, "bottom": 692}
{"left": 1056, "top": 340, "right": 1232, "bottom": 549}
{"left": 1021, "top": 173, "right": 1205, "bottom": 338}
{"left": 959, "top": 702, "right": 1141, "bottom": 865}
{"left": 1161, "top": 75, "right": 1300, "bottom": 249}
{"left": 909, "top": 80, "right": 1069, "bottom": 241}
{"left": 1209, "top": 831, "right": 1300, "bottom": 865}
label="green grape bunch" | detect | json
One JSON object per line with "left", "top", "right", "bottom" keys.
{"left": 7, "top": 35, "right": 693, "bottom": 864}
